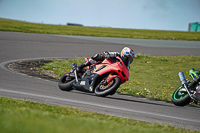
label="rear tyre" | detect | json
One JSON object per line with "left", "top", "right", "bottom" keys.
{"left": 58, "top": 73, "right": 75, "bottom": 91}
{"left": 95, "top": 77, "right": 121, "bottom": 97}
{"left": 172, "top": 85, "right": 191, "bottom": 106}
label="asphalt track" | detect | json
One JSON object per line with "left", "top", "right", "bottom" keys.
{"left": 0, "top": 31, "right": 200, "bottom": 130}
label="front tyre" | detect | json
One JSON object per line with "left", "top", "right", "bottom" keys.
{"left": 58, "top": 72, "right": 75, "bottom": 91}
{"left": 172, "top": 85, "right": 191, "bottom": 106}
{"left": 95, "top": 77, "right": 121, "bottom": 97}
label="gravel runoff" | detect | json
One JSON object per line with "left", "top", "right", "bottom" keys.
{"left": 7, "top": 59, "right": 63, "bottom": 82}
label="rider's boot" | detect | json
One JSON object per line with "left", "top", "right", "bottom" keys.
{"left": 77, "top": 60, "right": 91, "bottom": 73}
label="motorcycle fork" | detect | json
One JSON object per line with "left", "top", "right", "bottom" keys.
{"left": 183, "top": 83, "right": 199, "bottom": 104}
{"left": 72, "top": 63, "right": 78, "bottom": 83}
{"left": 183, "top": 83, "right": 193, "bottom": 99}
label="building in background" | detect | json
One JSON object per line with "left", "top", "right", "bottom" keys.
{"left": 67, "top": 23, "right": 83, "bottom": 26}
{"left": 188, "top": 22, "right": 200, "bottom": 32}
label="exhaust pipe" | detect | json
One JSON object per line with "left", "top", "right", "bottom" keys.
{"left": 178, "top": 72, "right": 187, "bottom": 84}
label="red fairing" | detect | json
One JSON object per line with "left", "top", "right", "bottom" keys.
{"left": 93, "top": 57, "right": 130, "bottom": 84}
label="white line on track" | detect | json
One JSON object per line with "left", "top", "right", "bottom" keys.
{"left": 0, "top": 88, "right": 200, "bottom": 123}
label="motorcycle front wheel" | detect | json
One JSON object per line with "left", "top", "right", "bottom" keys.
{"left": 58, "top": 72, "right": 75, "bottom": 91}
{"left": 94, "top": 77, "right": 121, "bottom": 97}
{"left": 171, "top": 85, "right": 191, "bottom": 106}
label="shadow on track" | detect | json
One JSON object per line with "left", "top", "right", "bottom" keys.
{"left": 65, "top": 90, "right": 175, "bottom": 108}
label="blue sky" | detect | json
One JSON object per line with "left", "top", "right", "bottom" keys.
{"left": 0, "top": 0, "right": 199, "bottom": 31}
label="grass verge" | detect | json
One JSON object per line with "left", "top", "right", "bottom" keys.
{"left": 0, "top": 97, "right": 198, "bottom": 133}
{"left": 0, "top": 18, "right": 200, "bottom": 40}
{"left": 39, "top": 55, "right": 200, "bottom": 104}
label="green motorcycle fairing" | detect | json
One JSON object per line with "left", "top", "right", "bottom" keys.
{"left": 189, "top": 69, "right": 200, "bottom": 80}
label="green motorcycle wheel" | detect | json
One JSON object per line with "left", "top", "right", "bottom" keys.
{"left": 172, "top": 85, "right": 191, "bottom": 106}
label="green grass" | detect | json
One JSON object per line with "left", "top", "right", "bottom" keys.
{"left": 0, "top": 97, "right": 198, "bottom": 133}
{"left": 1, "top": 18, "right": 200, "bottom": 40}
{"left": 39, "top": 55, "right": 200, "bottom": 103}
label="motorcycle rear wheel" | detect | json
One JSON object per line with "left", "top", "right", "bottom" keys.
{"left": 171, "top": 85, "right": 191, "bottom": 106}
{"left": 94, "top": 77, "right": 121, "bottom": 97}
{"left": 58, "top": 72, "right": 75, "bottom": 91}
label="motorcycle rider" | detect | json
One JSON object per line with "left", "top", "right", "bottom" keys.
{"left": 77, "top": 47, "right": 135, "bottom": 72}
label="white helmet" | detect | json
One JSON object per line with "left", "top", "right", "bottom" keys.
{"left": 121, "top": 47, "right": 135, "bottom": 64}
